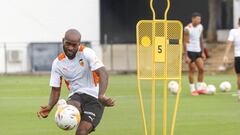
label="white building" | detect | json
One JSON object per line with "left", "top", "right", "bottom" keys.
{"left": 0, "top": 0, "right": 101, "bottom": 73}
{"left": 217, "top": 0, "right": 240, "bottom": 42}
{"left": 1, "top": 0, "right": 240, "bottom": 73}
{"left": 234, "top": 0, "right": 240, "bottom": 28}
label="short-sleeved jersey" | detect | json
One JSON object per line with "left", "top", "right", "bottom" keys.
{"left": 184, "top": 23, "right": 203, "bottom": 52}
{"left": 49, "top": 45, "right": 104, "bottom": 98}
{"left": 228, "top": 28, "right": 240, "bottom": 57}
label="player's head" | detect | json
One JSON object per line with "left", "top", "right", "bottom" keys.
{"left": 191, "top": 12, "right": 201, "bottom": 26}
{"left": 63, "top": 29, "right": 81, "bottom": 60}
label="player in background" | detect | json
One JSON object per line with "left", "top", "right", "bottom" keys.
{"left": 223, "top": 18, "right": 240, "bottom": 101}
{"left": 37, "top": 29, "right": 115, "bottom": 135}
{"left": 184, "top": 12, "right": 206, "bottom": 96}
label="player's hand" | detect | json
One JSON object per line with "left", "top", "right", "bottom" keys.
{"left": 223, "top": 56, "right": 228, "bottom": 64}
{"left": 98, "top": 95, "right": 115, "bottom": 107}
{"left": 201, "top": 52, "right": 206, "bottom": 60}
{"left": 185, "top": 56, "right": 191, "bottom": 64}
{"left": 37, "top": 105, "right": 52, "bottom": 119}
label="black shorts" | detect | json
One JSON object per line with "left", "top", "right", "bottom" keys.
{"left": 235, "top": 57, "right": 240, "bottom": 74}
{"left": 187, "top": 51, "right": 202, "bottom": 63}
{"left": 68, "top": 93, "right": 104, "bottom": 131}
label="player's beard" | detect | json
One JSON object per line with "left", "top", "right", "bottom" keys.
{"left": 63, "top": 47, "right": 78, "bottom": 60}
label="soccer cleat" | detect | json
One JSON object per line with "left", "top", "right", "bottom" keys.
{"left": 191, "top": 91, "right": 199, "bottom": 96}
{"left": 198, "top": 90, "right": 207, "bottom": 95}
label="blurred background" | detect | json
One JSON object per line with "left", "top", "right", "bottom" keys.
{"left": 0, "top": 0, "right": 239, "bottom": 74}
{"left": 1, "top": 1, "right": 240, "bottom": 135}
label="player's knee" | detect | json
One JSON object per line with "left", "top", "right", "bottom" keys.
{"left": 67, "top": 100, "right": 81, "bottom": 108}
{"left": 76, "top": 128, "right": 89, "bottom": 135}
{"left": 198, "top": 67, "right": 204, "bottom": 74}
{"left": 189, "top": 68, "right": 195, "bottom": 74}
{"left": 76, "top": 121, "right": 93, "bottom": 135}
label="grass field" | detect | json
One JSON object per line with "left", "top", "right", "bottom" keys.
{"left": 0, "top": 74, "right": 240, "bottom": 135}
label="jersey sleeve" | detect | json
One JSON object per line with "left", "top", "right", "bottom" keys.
{"left": 83, "top": 48, "right": 104, "bottom": 71}
{"left": 184, "top": 26, "right": 189, "bottom": 32}
{"left": 49, "top": 59, "right": 62, "bottom": 87}
{"left": 228, "top": 29, "right": 234, "bottom": 42}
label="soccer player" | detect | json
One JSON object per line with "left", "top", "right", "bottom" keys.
{"left": 223, "top": 18, "right": 240, "bottom": 101}
{"left": 37, "top": 29, "right": 115, "bottom": 135}
{"left": 184, "top": 12, "right": 206, "bottom": 96}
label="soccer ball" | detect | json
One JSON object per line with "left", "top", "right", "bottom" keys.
{"left": 168, "top": 81, "right": 179, "bottom": 94}
{"left": 206, "top": 84, "right": 216, "bottom": 95}
{"left": 219, "top": 81, "right": 231, "bottom": 92}
{"left": 54, "top": 99, "right": 80, "bottom": 130}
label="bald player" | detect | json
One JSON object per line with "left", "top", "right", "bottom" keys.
{"left": 184, "top": 12, "right": 206, "bottom": 96}
{"left": 223, "top": 18, "right": 240, "bottom": 101}
{"left": 37, "top": 29, "right": 114, "bottom": 135}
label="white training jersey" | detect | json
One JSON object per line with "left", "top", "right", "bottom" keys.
{"left": 49, "top": 45, "right": 104, "bottom": 98}
{"left": 184, "top": 23, "right": 203, "bottom": 52}
{"left": 228, "top": 28, "right": 240, "bottom": 57}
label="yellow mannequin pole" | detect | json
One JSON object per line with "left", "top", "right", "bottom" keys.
{"left": 150, "top": 0, "right": 156, "bottom": 135}
{"left": 163, "top": 0, "right": 170, "bottom": 135}
{"left": 137, "top": 79, "right": 148, "bottom": 135}
{"left": 137, "top": 0, "right": 182, "bottom": 135}
{"left": 136, "top": 20, "right": 148, "bottom": 135}
{"left": 170, "top": 23, "right": 183, "bottom": 135}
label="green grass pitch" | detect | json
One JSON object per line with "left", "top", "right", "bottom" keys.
{"left": 0, "top": 74, "right": 240, "bottom": 135}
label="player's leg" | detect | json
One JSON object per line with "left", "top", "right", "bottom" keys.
{"left": 234, "top": 57, "right": 240, "bottom": 101}
{"left": 236, "top": 74, "right": 240, "bottom": 101}
{"left": 188, "top": 62, "right": 198, "bottom": 96}
{"left": 188, "top": 62, "right": 195, "bottom": 86}
{"left": 67, "top": 93, "right": 82, "bottom": 112}
{"left": 76, "top": 94, "right": 105, "bottom": 135}
{"left": 67, "top": 93, "right": 94, "bottom": 135}
{"left": 76, "top": 121, "right": 93, "bottom": 135}
{"left": 187, "top": 52, "right": 199, "bottom": 96}
{"left": 195, "top": 57, "right": 206, "bottom": 94}
{"left": 195, "top": 58, "right": 204, "bottom": 82}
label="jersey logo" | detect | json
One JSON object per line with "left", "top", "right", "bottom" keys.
{"left": 79, "top": 59, "right": 84, "bottom": 67}
{"left": 88, "top": 116, "right": 94, "bottom": 122}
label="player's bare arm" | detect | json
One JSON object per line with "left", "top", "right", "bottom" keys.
{"left": 200, "top": 31, "right": 206, "bottom": 60}
{"left": 184, "top": 29, "right": 190, "bottom": 64}
{"left": 223, "top": 41, "right": 233, "bottom": 64}
{"left": 37, "top": 87, "right": 61, "bottom": 118}
{"left": 94, "top": 67, "right": 115, "bottom": 107}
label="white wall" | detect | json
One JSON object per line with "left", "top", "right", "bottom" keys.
{"left": 0, "top": 43, "right": 29, "bottom": 73}
{"left": 0, "top": 0, "right": 100, "bottom": 73}
{"left": 217, "top": 30, "right": 230, "bottom": 42}
{"left": 234, "top": 0, "right": 240, "bottom": 28}
{"left": 0, "top": 44, "right": 6, "bottom": 73}
{"left": 0, "top": 0, "right": 100, "bottom": 43}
